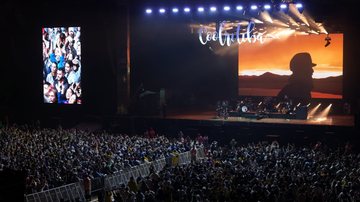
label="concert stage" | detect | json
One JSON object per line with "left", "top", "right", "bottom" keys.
{"left": 164, "top": 110, "right": 354, "bottom": 127}
{"left": 106, "top": 108, "right": 358, "bottom": 147}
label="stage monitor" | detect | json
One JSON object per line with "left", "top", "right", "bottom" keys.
{"left": 42, "top": 26, "right": 82, "bottom": 104}
{"left": 238, "top": 33, "right": 343, "bottom": 99}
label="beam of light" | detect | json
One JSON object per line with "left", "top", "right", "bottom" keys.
{"left": 296, "top": 3, "right": 303, "bottom": 9}
{"left": 301, "top": 12, "right": 327, "bottom": 34}
{"left": 238, "top": 21, "right": 249, "bottom": 26}
{"left": 269, "top": 28, "right": 296, "bottom": 40}
{"left": 308, "top": 103, "right": 321, "bottom": 118}
{"left": 276, "top": 12, "right": 298, "bottom": 27}
{"left": 317, "top": 104, "right": 332, "bottom": 120}
{"left": 271, "top": 20, "right": 289, "bottom": 27}
{"left": 189, "top": 23, "right": 216, "bottom": 31}
{"left": 260, "top": 11, "right": 273, "bottom": 23}
{"left": 316, "top": 23, "right": 328, "bottom": 34}
{"left": 308, "top": 30, "right": 320, "bottom": 34}
{"left": 289, "top": 4, "right": 309, "bottom": 26}
{"left": 250, "top": 18, "right": 263, "bottom": 24}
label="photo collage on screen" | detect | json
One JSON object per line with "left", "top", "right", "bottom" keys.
{"left": 42, "top": 27, "right": 81, "bottom": 104}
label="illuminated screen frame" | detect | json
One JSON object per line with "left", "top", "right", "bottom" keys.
{"left": 238, "top": 33, "right": 343, "bottom": 99}
{"left": 42, "top": 26, "right": 82, "bottom": 104}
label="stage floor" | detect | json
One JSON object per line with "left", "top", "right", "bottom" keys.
{"left": 163, "top": 110, "right": 355, "bottom": 127}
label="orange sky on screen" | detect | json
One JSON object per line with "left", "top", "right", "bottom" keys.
{"left": 238, "top": 34, "right": 343, "bottom": 78}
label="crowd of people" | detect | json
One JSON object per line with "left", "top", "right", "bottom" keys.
{"left": 1, "top": 123, "right": 360, "bottom": 201}
{"left": 109, "top": 140, "right": 360, "bottom": 202}
{"left": 0, "top": 125, "right": 192, "bottom": 194}
{"left": 42, "top": 27, "right": 82, "bottom": 104}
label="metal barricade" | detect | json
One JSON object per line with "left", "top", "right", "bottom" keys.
{"left": 25, "top": 151, "right": 194, "bottom": 201}
{"left": 25, "top": 182, "right": 85, "bottom": 202}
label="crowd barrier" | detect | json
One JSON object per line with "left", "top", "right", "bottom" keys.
{"left": 25, "top": 182, "right": 85, "bottom": 202}
{"left": 25, "top": 147, "right": 205, "bottom": 202}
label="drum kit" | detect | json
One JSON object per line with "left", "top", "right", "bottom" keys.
{"left": 235, "top": 97, "right": 294, "bottom": 115}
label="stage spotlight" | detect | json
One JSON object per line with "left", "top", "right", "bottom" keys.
{"left": 236, "top": 5, "right": 243, "bottom": 11}
{"left": 308, "top": 103, "right": 321, "bottom": 118}
{"left": 172, "top": 8, "right": 179, "bottom": 13}
{"left": 210, "top": 6, "right": 217, "bottom": 12}
{"left": 159, "top": 8, "right": 166, "bottom": 14}
{"left": 296, "top": 3, "right": 303, "bottom": 8}
{"left": 325, "top": 34, "right": 331, "bottom": 47}
{"left": 145, "top": 9, "right": 152, "bottom": 14}
{"left": 251, "top": 5, "right": 258, "bottom": 10}
{"left": 198, "top": 7, "right": 205, "bottom": 13}
{"left": 224, "top": 6, "right": 231, "bottom": 11}
{"left": 295, "top": 3, "right": 304, "bottom": 13}
{"left": 263, "top": 4, "right": 271, "bottom": 10}
{"left": 184, "top": 7, "right": 191, "bottom": 13}
{"left": 317, "top": 104, "right": 332, "bottom": 120}
{"left": 280, "top": 4, "right": 287, "bottom": 9}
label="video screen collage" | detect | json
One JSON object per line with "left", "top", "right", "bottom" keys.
{"left": 42, "top": 27, "right": 81, "bottom": 104}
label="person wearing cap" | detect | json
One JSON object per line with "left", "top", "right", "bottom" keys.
{"left": 277, "top": 52, "right": 316, "bottom": 105}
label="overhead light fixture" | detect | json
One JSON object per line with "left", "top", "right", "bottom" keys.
{"left": 145, "top": 9, "right": 152, "bottom": 14}
{"left": 184, "top": 7, "right": 191, "bottom": 13}
{"left": 159, "top": 8, "right": 166, "bottom": 14}
{"left": 172, "top": 8, "right": 179, "bottom": 13}
{"left": 210, "top": 6, "right": 217, "bottom": 12}
{"left": 263, "top": 4, "right": 271, "bottom": 10}
{"left": 280, "top": 4, "right": 287, "bottom": 9}
{"left": 236, "top": 5, "right": 243, "bottom": 11}
{"left": 223, "top": 6, "right": 231, "bottom": 11}
{"left": 198, "top": 7, "right": 205, "bottom": 12}
{"left": 295, "top": 3, "right": 304, "bottom": 13}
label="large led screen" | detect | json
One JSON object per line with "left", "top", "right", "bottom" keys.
{"left": 42, "top": 27, "right": 82, "bottom": 104}
{"left": 238, "top": 33, "right": 343, "bottom": 99}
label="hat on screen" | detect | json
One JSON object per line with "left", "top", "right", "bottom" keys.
{"left": 290, "top": 52, "right": 316, "bottom": 72}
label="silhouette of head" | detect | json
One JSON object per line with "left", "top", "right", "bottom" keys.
{"left": 277, "top": 52, "right": 316, "bottom": 105}
{"left": 290, "top": 52, "right": 316, "bottom": 77}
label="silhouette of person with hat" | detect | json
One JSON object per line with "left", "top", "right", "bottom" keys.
{"left": 277, "top": 52, "right": 316, "bottom": 105}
